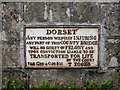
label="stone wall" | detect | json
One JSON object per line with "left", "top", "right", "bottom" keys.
{"left": 0, "top": 0, "right": 120, "bottom": 89}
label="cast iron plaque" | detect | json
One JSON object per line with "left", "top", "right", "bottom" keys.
{"left": 25, "top": 25, "right": 99, "bottom": 68}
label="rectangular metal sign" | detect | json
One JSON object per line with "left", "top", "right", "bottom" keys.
{"left": 25, "top": 25, "right": 99, "bottom": 68}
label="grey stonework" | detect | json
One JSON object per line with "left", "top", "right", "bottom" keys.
{"left": 0, "top": 2, "right": 3, "bottom": 90}
{"left": 1, "top": 1, "right": 120, "bottom": 89}
{"left": 2, "top": 3, "right": 20, "bottom": 68}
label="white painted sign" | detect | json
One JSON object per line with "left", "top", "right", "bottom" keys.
{"left": 25, "top": 26, "right": 99, "bottom": 68}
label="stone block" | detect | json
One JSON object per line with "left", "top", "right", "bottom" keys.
{"left": 2, "top": 3, "right": 20, "bottom": 68}
{"left": 70, "top": 2, "right": 101, "bottom": 23}
{"left": 105, "top": 41, "right": 120, "bottom": 67}
{"left": 24, "top": 2, "right": 46, "bottom": 22}
{"left": 49, "top": 2, "right": 70, "bottom": 22}
{"left": 2, "top": 3, "right": 20, "bottom": 43}
{"left": 101, "top": 3, "right": 120, "bottom": 36}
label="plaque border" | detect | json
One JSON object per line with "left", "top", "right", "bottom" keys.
{"left": 24, "top": 25, "right": 100, "bottom": 69}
